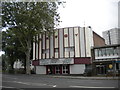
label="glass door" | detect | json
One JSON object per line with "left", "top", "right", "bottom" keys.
{"left": 62, "top": 65, "right": 69, "bottom": 74}
{"left": 55, "top": 66, "right": 60, "bottom": 74}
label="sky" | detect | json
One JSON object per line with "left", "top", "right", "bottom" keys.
{"left": 57, "top": 0, "right": 119, "bottom": 36}
{"left": 0, "top": 0, "right": 119, "bottom": 56}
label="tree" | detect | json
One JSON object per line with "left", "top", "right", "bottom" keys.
{"left": 2, "top": 2, "right": 61, "bottom": 74}
{"left": 2, "top": 30, "right": 26, "bottom": 73}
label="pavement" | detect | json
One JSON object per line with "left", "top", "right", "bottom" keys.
{"left": 31, "top": 74, "right": 120, "bottom": 80}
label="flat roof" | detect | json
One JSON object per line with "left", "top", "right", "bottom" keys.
{"left": 92, "top": 44, "right": 120, "bottom": 49}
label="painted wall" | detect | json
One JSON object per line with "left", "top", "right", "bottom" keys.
{"left": 36, "top": 66, "right": 46, "bottom": 74}
{"left": 33, "top": 26, "right": 104, "bottom": 61}
{"left": 70, "top": 64, "right": 85, "bottom": 74}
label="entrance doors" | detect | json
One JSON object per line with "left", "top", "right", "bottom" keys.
{"left": 96, "top": 65, "right": 106, "bottom": 75}
{"left": 47, "top": 65, "right": 69, "bottom": 74}
{"left": 62, "top": 65, "right": 69, "bottom": 74}
{"left": 55, "top": 66, "right": 60, "bottom": 74}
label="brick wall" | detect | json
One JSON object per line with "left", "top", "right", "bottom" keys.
{"left": 93, "top": 32, "right": 105, "bottom": 47}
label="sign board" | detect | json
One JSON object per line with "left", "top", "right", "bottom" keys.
{"left": 115, "top": 61, "right": 120, "bottom": 63}
{"left": 109, "top": 64, "right": 113, "bottom": 69}
{"left": 40, "top": 58, "right": 74, "bottom": 65}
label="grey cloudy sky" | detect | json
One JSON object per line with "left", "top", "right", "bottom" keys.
{"left": 57, "top": 0, "right": 119, "bottom": 36}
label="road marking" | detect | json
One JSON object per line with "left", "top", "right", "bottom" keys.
{"left": 69, "top": 85, "right": 116, "bottom": 88}
{"left": 53, "top": 85, "right": 57, "bottom": 87}
{"left": 90, "top": 82, "right": 102, "bottom": 84}
{"left": 3, "top": 80, "right": 56, "bottom": 87}
{"left": 3, "top": 76, "right": 17, "bottom": 80}
{"left": 1, "top": 86, "right": 15, "bottom": 88}
{"left": 14, "top": 81, "right": 31, "bottom": 85}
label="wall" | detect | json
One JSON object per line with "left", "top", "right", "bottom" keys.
{"left": 102, "top": 28, "right": 120, "bottom": 45}
{"left": 70, "top": 64, "right": 85, "bottom": 74}
{"left": 93, "top": 32, "right": 105, "bottom": 47}
{"left": 36, "top": 66, "right": 46, "bottom": 74}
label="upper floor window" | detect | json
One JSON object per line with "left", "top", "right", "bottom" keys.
{"left": 98, "top": 49, "right": 102, "bottom": 56}
{"left": 95, "top": 49, "right": 99, "bottom": 57}
{"left": 106, "top": 48, "right": 114, "bottom": 56}
{"left": 55, "top": 48, "right": 59, "bottom": 52}
{"left": 42, "top": 49, "right": 49, "bottom": 54}
{"left": 101, "top": 48, "right": 106, "bottom": 56}
{"left": 65, "top": 47, "right": 74, "bottom": 52}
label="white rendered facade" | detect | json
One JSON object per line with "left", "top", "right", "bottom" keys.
{"left": 32, "top": 26, "right": 97, "bottom": 75}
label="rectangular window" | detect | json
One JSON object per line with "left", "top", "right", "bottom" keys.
{"left": 114, "top": 47, "right": 119, "bottom": 55}
{"left": 98, "top": 49, "right": 102, "bottom": 56}
{"left": 116, "top": 63, "right": 119, "bottom": 70}
{"left": 64, "top": 47, "right": 74, "bottom": 52}
{"left": 95, "top": 49, "right": 99, "bottom": 57}
{"left": 106, "top": 48, "right": 114, "bottom": 56}
{"left": 62, "top": 65, "right": 69, "bottom": 74}
{"left": 55, "top": 48, "right": 59, "bottom": 58}
{"left": 42, "top": 49, "right": 49, "bottom": 54}
{"left": 55, "top": 48, "right": 59, "bottom": 52}
{"left": 101, "top": 48, "right": 106, "bottom": 56}
{"left": 55, "top": 66, "right": 60, "bottom": 74}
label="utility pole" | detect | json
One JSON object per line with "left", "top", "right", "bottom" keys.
{"left": 107, "top": 31, "right": 111, "bottom": 45}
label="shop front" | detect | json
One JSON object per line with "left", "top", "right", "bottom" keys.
{"left": 46, "top": 65, "right": 69, "bottom": 74}
{"left": 93, "top": 60, "right": 120, "bottom": 76}
{"left": 32, "top": 57, "right": 91, "bottom": 75}
{"left": 38, "top": 58, "right": 73, "bottom": 74}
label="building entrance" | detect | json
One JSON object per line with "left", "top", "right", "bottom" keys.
{"left": 96, "top": 64, "right": 106, "bottom": 75}
{"left": 47, "top": 65, "right": 69, "bottom": 75}
{"left": 62, "top": 65, "right": 69, "bottom": 74}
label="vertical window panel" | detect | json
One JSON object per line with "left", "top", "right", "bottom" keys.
{"left": 80, "top": 27, "right": 85, "bottom": 57}
{"left": 42, "top": 35, "right": 45, "bottom": 59}
{"left": 74, "top": 27, "right": 80, "bottom": 57}
{"left": 55, "top": 30, "right": 58, "bottom": 48}
{"left": 46, "top": 37, "right": 49, "bottom": 58}
{"left": 64, "top": 28, "right": 69, "bottom": 47}
{"left": 33, "top": 42, "right": 35, "bottom": 60}
{"left": 36, "top": 35, "right": 38, "bottom": 59}
{"left": 50, "top": 35, "right": 54, "bottom": 58}
{"left": 39, "top": 34, "right": 42, "bottom": 59}
{"left": 59, "top": 29, "right": 64, "bottom": 58}
{"left": 69, "top": 28, "right": 74, "bottom": 48}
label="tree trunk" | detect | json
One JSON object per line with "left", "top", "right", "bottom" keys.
{"left": 26, "top": 50, "right": 31, "bottom": 74}
{"left": 25, "top": 40, "right": 31, "bottom": 75}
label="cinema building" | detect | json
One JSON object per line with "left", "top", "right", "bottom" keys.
{"left": 32, "top": 26, "right": 105, "bottom": 75}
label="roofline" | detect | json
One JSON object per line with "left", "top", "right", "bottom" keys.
{"left": 93, "top": 31, "right": 105, "bottom": 41}
{"left": 55, "top": 26, "right": 92, "bottom": 30}
{"left": 92, "top": 44, "right": 120, "bottom": 49}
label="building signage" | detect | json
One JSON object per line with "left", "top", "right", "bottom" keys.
{"left": 109, "top": 64, "right": 113, "bottom": 69}
{"left": 40, "top": 58, "right": 74, "bottom": 65}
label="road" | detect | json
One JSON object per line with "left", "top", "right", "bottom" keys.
{"left": 1, "top": 74, "right": 119, "bottom": 90}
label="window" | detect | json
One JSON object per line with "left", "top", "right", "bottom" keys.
{"left": 95, "top": 49, "right": 99, "bottom": 57}
{"left": 55, "top": 48, "right": 59, "bottom": 52}
{"left": 42, "top": 49, "right": 49, "bottom": 54}
{"left": 114, "top": 47, "right": 118, "bottom": 55}
{"left": 101, "top": 48, "right": 106, "bottom": 56}
{"left": 106, "top": 48, "right": 114, "bottom": 56}
{"left": 55, "top": 66, "right": 60, "bottom": 74}
{"left": 116, "top": 63, "right": 119, "bottom": 70}
{"left": 62, "top": 65, "right": 69, "bottom": 74}
{"left": 98, "top": 49, "right": 102, "bottom": 56}
{"left": 64, "top": 47, "right": 74, "bottom": 52}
